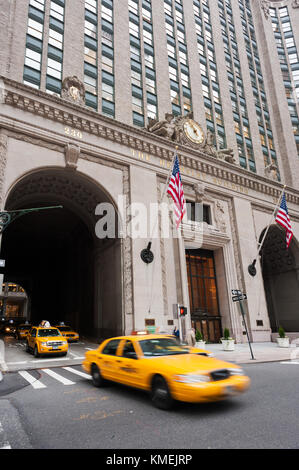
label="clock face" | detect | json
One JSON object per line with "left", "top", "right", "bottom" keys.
{"left": 183, "top": 120, "right": 204, "bottom": 144}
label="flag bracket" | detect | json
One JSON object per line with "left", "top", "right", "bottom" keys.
{"left": 140, "top": 242, "right": 154, "bottom": 264}
{"left": 248, "top": 259, "right": 257, "bottom": 277}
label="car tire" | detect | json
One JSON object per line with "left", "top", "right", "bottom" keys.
{"left": 91, "top": 363, "right": 106, "bottom": 387}
{"left": 34, "top": 345, "right": 39, "bottom": 358}
{"left": 151, "top": 375, "right": 174, "bottom": 410}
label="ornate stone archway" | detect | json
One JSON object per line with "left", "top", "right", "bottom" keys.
{"left": 260, "top": 225, "right": 299, "bottom": 332}
{"left": 1, "top": 168, "right": 124, "bottom": 340}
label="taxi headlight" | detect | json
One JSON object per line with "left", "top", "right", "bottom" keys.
{"left": 230, "top": 368, "right": 245, "bottom": 376}
{"left": 173, "top": 374, "right": 210, "bottom": 384}
{"left": 62, "top": 341, "right": 67, "bottom": 345}
{"left": 41, "top": 342, "right": 48, "bottom": 346}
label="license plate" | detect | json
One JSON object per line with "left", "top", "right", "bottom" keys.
{"left": 52, "top": 346, "right": 59, "bottom": 350}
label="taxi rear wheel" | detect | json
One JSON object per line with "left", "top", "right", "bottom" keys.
{"left": 91, "top": 363, "right": 106, "bottom": 387}
{"left": 151, "top": 375, "right": 174, "bottom": 410}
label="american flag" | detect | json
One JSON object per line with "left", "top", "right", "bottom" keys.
{"left": 275, "top": 191, "right": 293, "bottom": 248}
{"left": 167, "top": 154, "right": 186, "bottom": 228}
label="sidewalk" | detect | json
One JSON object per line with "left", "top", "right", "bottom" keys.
{"left": 204, "top": 341, "right": 298, "bottom": 364}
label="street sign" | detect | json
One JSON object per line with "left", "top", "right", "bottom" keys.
{"left": 231, "top": 289, "right": 241, "bottom": 296}
{"left": 232, "top": 294, "right": 247, "bottom": 302}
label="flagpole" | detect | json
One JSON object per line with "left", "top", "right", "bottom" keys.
{"left": 140, "top": 146, "right": 178, "bottom": 264}
{"left": 248, "top": 184, "right": 286, "bottom": 276}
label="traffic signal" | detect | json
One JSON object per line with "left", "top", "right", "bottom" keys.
{"left": 179, "top": 306, "right": 187, "bottom": 316}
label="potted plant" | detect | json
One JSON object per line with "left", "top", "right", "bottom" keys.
{"left": 195, "top": 329, "right": 206, "bottom": 349}
{"left": 221, "top": 328, "right": 235, "bottom": 351}
{"left": 277, "top": 326, "right": 289, "bottom": 348}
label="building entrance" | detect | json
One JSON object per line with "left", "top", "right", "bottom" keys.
{"left": 0, "top": 168, "right": 123, "bottom": 340}
{"left": 186, "top": 249, "right": 222, "bottom": 343}
{"left": 260, "top": 225, "right": 299, "bottom": 333}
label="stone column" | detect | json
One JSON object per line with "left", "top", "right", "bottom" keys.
{"left": 233, "top": 196, "right": 271, "bottom": 342}
{"left": 0, "top": 130, "right": 8, "bottom": 211}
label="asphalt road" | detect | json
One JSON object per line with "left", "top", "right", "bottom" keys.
{"left": 0, "top": 361, "right": 299, "bottom": 450}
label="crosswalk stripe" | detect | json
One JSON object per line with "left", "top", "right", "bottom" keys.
{"left": 42, "top": 368, "right": 75, "bottom": 385}
{"left": 18, "top": 371, "right": 46, "bottom": 389}
{"left": 62, "top": 366, "right": 91, "bottom": 380}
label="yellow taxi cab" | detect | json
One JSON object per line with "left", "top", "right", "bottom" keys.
{"left": 82, "top": 334, "right": 250, "bottom": 410}
{"left": 26, "top": 326, "right": 68, "bottom": 358}
{"left": 54, "top": 324, "right": 79, "bottom": 342}
{"left": 15, "top": 324, "right": 32, "bottom": 340}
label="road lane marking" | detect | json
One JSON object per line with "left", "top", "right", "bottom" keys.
{"left": 30, "top": 358, "right": 70, "bottom": 362}
{"left": 18, "top": 370, "right": 46, "bottom": 389}
{"left": 6, "top": 361, "right": 28, "bottom": 365}
{"left": 42, "top": 368, "right": 75, "bottom": 385}
{"left": 280, "top": 361, "right": 299, "bottom": 364}
{"left": 63, "top": 367, "right": 91, "bottom": 380}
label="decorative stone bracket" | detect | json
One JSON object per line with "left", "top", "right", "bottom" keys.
{"left": 64, "top": 143, "right": 80, "bottom": 170}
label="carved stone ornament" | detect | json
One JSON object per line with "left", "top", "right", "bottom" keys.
{"left": 61, "top": 76, "right": 85, "bottom": 106}
{"left": 292, "top": 0, "right": 299, "bottom": 8}
{"left": 147, "top": 112, "right": 204, "bottom": 149}
{"left": 201, "top": 129, "right": 236, "bottom": 164}
{"left": 214, "top": 200, "right": 227, "bottom": 233}
{"left": 261, "top": 0, "right": 270, "bottom": 19}
{"left": 64, "top": 143, "right": 80, "bottom": 170}
{"left": 264, "top": 161, "right": 278, "bottom": 181}
{"left": 193, "top": 182, "right": 206, "bottom": 203}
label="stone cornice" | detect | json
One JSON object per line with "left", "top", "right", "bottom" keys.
{"left": 1, "top": 76, "right": 299, "bottom": 206}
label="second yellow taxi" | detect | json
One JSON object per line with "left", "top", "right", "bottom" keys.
{"left": 55, "top": 324, "right": 79, "bottom": 342}
{"left": 82, "top": 334, "right": 250, "bottom": 410}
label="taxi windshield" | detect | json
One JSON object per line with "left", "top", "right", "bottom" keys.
{"left": 57, "top": 326, "right": 71, "bottom": 332}
{"left": 139, "top": 337, "right": 190, "bottom": 357}
{"left": 38, "top": 329, "right": 61, "bottom": 337}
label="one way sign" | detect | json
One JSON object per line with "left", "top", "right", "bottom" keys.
{"left": 232, "top": 294, "right": 247, "bottom": 302}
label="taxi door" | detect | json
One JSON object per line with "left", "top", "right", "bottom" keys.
{"left": 28, "top": 328, "right": 37, "bottom": 349}
{"left": 115, "top": 340, "right": 145, "bottom": 389}
{"left": 98, "top": 339, "right": 121, "bottom": 381}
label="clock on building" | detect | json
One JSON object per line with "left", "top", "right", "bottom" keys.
{"left": 183, "top": 119, "right": 205, "bottom": 145}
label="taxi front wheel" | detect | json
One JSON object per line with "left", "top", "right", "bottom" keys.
{"left": 91, "top": 364, "right": 106, "bottom": 387}
{"left": 34, "top": 346, "right": 40, "bottom": 358}
{"left": 151, "top": 375, "right": 174, "bottom": 410}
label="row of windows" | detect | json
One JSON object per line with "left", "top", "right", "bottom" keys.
{"left": 195, "top": 0, "right": 226, "bottom": 150}
{"left": 129, "top": 0, "right": 158, "bottom": 127}
{"left": 270, "top": 5, "right": 299, "bottom": 157}
{"left": 165, "top": 0, "right": 192, "bottom": 118}
{"left": 84, "top": 0, "right": 115, "bottom": 117}
{"left": 24, "top": 0, "right": 65, "bottom": 95}
{"left": 239, "top": 0, "right": 279, "bottom": 177}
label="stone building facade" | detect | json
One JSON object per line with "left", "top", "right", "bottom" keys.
{"left": 0, "top": 0, "right": 299, "bottom": 343}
